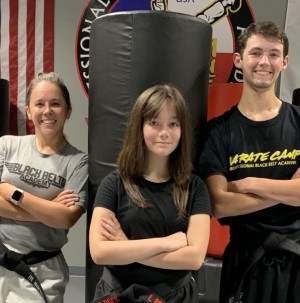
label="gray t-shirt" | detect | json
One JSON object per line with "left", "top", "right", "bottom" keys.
{"left": 0, "top": 135, "right": 88, "bottom": 251}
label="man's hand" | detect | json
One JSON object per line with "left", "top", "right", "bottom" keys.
{"left": 227, "top": 177, "right": 252, "bottom": 193}
{"left": 292, "top": 167, "right": 300, "bottom": 179}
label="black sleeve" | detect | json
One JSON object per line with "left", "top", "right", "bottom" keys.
{"left": 188, "top": 174, "right": 212, "bottom": 216}
{"left": 93, "top": 171, "right": 119, "bottom": 213}
{"left": 198, "top": 116, "right": 229, "bottom": 179}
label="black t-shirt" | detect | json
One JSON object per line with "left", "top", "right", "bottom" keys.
{"left": 94, "top": 171, "right": 211, "bottom": 286}
{"left": 199, "top": 101, "right": 300, "bottom": 234}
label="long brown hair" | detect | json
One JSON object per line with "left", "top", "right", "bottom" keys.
{"left": 117, "top": 84, "right": 192, "bottom": 218}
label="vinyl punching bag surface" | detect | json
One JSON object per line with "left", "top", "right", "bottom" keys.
{"left": 0, "top": 79, "right": 10, "bottom": 136}
{"left": 292, "top": 88, "right": 300, "bottom": 106}
{"left": 87, "top": 11, "right": 212, "bottom": 302}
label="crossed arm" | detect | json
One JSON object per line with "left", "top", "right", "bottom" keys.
{"left": 89, "top": 207, "right": 210, "bottom": 271}
{"left": 0, "top": 182, "right": 84, "bottom": 229}
{"left": 205, "top": 167, "right": 300, "bottom": 219}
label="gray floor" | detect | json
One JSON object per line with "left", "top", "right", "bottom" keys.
{"left": 65, "top": 274, "right": 85, "bottom": 303}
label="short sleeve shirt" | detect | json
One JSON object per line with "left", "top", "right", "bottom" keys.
{"left": 94, "top": 171, "right": 211, "bottom": 286}
{"left": 0, "top": 135, "right": 88, "bottom": 251}
{"left": 199, "top": 102, "right": 300, "bottom": 233}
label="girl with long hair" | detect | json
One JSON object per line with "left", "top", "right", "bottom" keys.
{"left": 89, "top": 83, "right": 211, "bottom": 303}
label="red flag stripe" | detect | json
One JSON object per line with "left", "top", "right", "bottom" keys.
{"left": 43, "top": 0, "right": 54, "bottom": 73}
{"left": 0, "top": 0, "right": 54, "bottom": 135}
{"left": 9, "top": 0, "right": 19, "bottom": 135}
{"left": 26, "top": 0, "right": 36, "bottom": 88}
{"left": 17, "top": 1, "right": 28, "bottom": 134}
{"left": 26, "top": 0, "right": 37, "bottom": 134}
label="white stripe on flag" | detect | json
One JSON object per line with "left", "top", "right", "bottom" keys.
{"left": 0, "top": 0, "right": 10, "bottom": 80}
{"left": 35, "top": 0, "right": 44, "bottom": 74}
{"left": 0, "top": 0, "right": 54, "bottom": 135}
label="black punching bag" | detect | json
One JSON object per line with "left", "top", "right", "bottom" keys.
{"left": 87, "top": 11, "right": 212, "bottom": 302}
{"left": 292, "top": 88, "right": 300, "bottom": 106}
{"left": 0, "top": 79, "right": 10, "bottom": 136}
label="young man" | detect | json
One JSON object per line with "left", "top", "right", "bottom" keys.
{"left": 199, "top": 21, "right": 300, "bottom": 303}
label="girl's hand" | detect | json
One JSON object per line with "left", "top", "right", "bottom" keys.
{"left": 164, "top": 232, "right": 187, "bottom": 251}
{"left": 52, "top": 190, "right": 79, "bottom": 207}
{"left": 100, "top": 213, "right": 128, "bottom": 241}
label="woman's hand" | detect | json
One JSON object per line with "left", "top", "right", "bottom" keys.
{"left": 100, "top": 213, "right": 128, "bottom": 241}
{"left": 52, "top": 190, "right": 79, "bottom": 207}
{"left": 0, "top": 182, "right": 16, "bottom": 201}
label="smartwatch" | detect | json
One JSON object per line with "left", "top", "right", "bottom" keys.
{"left": 11, "top": 188, "right": 24, "bottom": 205}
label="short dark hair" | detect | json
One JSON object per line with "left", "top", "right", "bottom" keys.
{"left": 236, "top": 21, "right": 289, "bottom": 58}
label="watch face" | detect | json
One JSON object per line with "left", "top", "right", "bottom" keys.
{"left": 12, "top": 190, "right": 23, "bottom": 201}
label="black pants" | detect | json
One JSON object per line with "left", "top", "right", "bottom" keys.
{"left": 93, "top": 267, "right": 199, "bottom": 303}
{"left": 220, "top": 239, "right": 300, "bottom": 303}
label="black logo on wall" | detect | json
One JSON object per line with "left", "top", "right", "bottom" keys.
{"left": 76, "top": 0, "right": 254, "bottom": 96}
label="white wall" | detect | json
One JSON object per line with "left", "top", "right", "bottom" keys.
{"left": 54, "top": 0, "right": 88, "bottom": 268}
{"left": 54, "top": 0, "right": 288, "bottom": 269}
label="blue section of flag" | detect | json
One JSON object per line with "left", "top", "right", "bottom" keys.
{"left": 110, "top": 0, "right": 151, "bottom": 12}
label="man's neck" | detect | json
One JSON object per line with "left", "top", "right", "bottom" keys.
{"left": 237, "top": 88, "right": 282, "bottom": 121}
